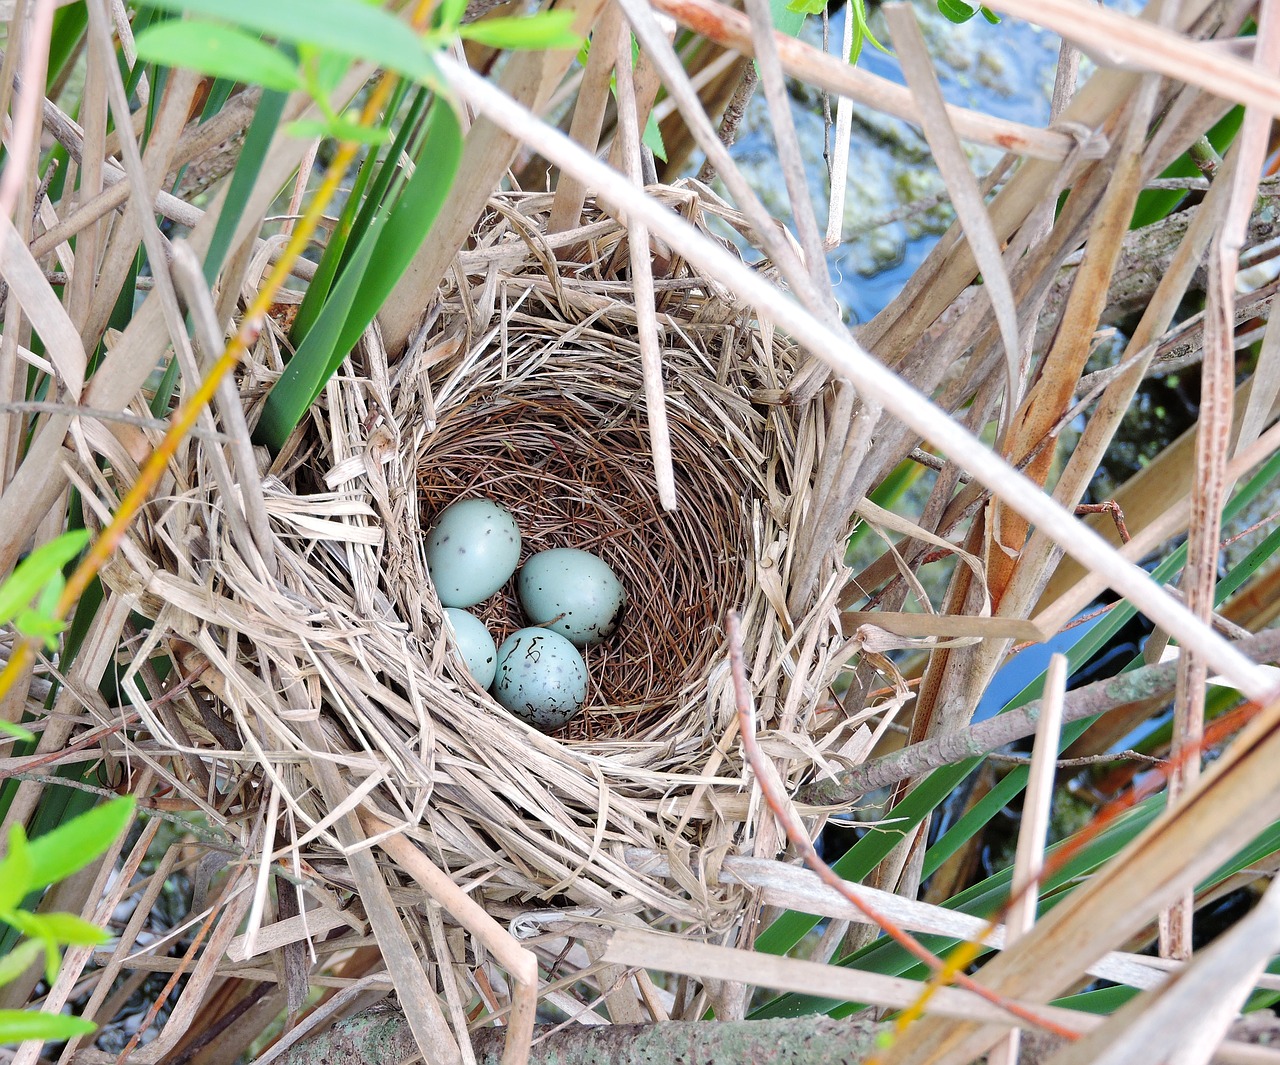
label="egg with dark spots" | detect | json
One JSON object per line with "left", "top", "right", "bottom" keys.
{"left": 443, "top": 608, "right": 498, "bottom": 689}
{"left": 518, "top": 548, "right": 624, "bottom": 647}
{"left": 490, "top": 627, "right": 588, "bottom": 730}
{"left": 425, "top": 499, "right": 521, "bottom": 607}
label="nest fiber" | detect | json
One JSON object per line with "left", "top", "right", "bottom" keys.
{"left": 106, "top": 182, "right": 845, "bottom": 924}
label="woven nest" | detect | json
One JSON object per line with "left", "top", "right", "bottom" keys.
{"left": 106, "top": 181, "right": 851, "bottom": 927}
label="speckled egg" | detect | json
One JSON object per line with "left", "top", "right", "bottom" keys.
{"left": 517, "top": 548, "right": 624, "bottom": 647}
{"left": 490, "top": 627, "right": 588, "bottom": 730}
{"left": 443, "top": 608, "right": 498, "bottom": 689}
{"left": 425, "top": 498, "right": 521, "bottom": 608}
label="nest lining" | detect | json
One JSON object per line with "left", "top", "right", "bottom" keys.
{"left": 417, "top": 333, "right": 769, "bottom": 742}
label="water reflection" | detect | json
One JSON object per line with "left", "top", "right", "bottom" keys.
{"left": 723, "top": 5, "right": 1065, "bottom": 322}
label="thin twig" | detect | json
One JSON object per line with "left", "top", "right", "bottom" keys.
{"left": 1073, "top": 500, "right": 1131, "bottom": 543}
{"left": 0, "top": 400, "right": 227, "bottom": 440}
{"left": 985, "top": 750, "right": 1166, "bottom": 770}
{"left": 1222, "top": 506, "right": 1280, "bottom": 549}
{"left": 694, "top": 63, "right": 757, "bottom": 185}
{"left": 907, "top": 447, "right": 954, "bottom": 477}
{"left": 726, "top": 611, "right": 1079, "bottom": 1044}
{"left": 802, "top": 625, "right": 1280, "bottom": 804}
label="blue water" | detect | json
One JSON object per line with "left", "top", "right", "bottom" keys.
{"left": 724, "top": 6, "right": 1067, "bottom": 323}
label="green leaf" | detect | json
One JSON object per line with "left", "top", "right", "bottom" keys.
{"left": 255, "top": 220, "right": 384, "bottom": 451}
{"left": 133, "top": 0, "right": 440, "bottom": 85}
{"left": 255, "top": 100, "right": 463, "bottom": 451}
{"left": 203, "top": 90, "right": 290, "bottom": 286}
{"left": 328, "top": 101, "right": 462, "bottom": 363}
{"left": 3, "top": 910, "right": 107, "bottom": 982}
{"left": 14, "top": 610, "right": 69, "bottom": 651}
{"left": 936, "top": 0, "right": 978, "bottom": 23}
{"left": 0, "top": 721, "right": 34, "bottom": 743}
{"left": 285, "top": 117, "right": 390, "bottom": 146}
{"left": 4, "top": 910, "right": 44, "bottom": 940}
{"left": 0, "top": 941, "right": 43, "bottom": 988}
{"left": 299, "top": 43, "right": 350, "bottom": 98}
{"left": 46, "top": 3, "right": 88, "bottom": 93}
{"left": 0, "top": 530, "right": 89, "bottom": 627}
{"left": 0, "top": 825, "right": 34, "bottom": 912}
{"left": 292, "top": 79, "right": 424, "bottom": 345}
{"left": 42, "top": 939, "right": 59, "bottom": 985}
{"left": 980, "top": 5, "right": 1001, "bottom": 23}
{"left": 457, "top": 12, "right": 582, "bottom": 50}
{"left": 34, "top": 571, "right": 62, "bottom": 618}
{"left": 25, "top": 797, "right": 135, "bottom": 893}
{"left": 13, "top": 575, "right": 70, "bottom": 650}
{"left": 0, "top": 1009, "right": 95, "bottom": 1044}
{"left": 437, "top": 0, "right": 467, "bottom": 32}
{"left": 783, "top": 0, "right": 824, "bottom": 16}
{"left": 12, "top": 571, "right": 68, "bottom": 649}
{"left": 850, "top": 0, "right": 891, "bottom": 58}
{"left": 849, "top": 16, "right": 865, "bottom": 65}
{"left": 642, "top": 110, "right": 667, "bottom": 163}
{"left": 133, "top": 21, "right": 303, "bottom": 92}
{"left": 29, "top": 913, "right": 111, "bottom": 947}
{"left": 1, "top": 913, "right": 54, "bottom": 981}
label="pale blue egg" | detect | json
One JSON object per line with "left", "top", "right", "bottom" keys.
{"left": 491, "top": 627, "right": 588, "bottom": 730}
{"left": 425, "top": 499, "right": 521, "bottom": 608}
{"left": 517, "top": 548, "right": 624, "bottom": 647}
{"left": 443, "top": 608, "right": 498, "bottom": 689}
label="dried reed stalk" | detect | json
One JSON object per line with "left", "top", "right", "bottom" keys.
{"left": 4, "top": 2, "right": 1280, "bottom": 1063}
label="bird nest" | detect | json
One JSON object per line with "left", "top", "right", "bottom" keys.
{"left": 102, "top": 182, "right": 851, "bottom": 927}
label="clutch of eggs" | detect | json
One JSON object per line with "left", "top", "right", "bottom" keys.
{"left": 426, "top": 496, "right": 626, "bottom": 731}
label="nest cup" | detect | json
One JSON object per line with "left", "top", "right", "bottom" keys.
{"left": 108, "top": 182, "right": 843, "bottom": 926}
{"left": 418, "top": 334, "right": 754, "bottom": 741}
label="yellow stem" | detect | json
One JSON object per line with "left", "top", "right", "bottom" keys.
{"left": 0, "top": 64, "right": 405, "bottom": 709}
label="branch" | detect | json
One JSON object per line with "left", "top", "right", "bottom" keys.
{"left": 272, "top": 1009, "right": 1062, "bottom": 1065}
{"left": 1035, "top": 177, "right": 1280, "bottom": 349}
{"left": 802, "top": 627, "right": 1280, "bottom": 805}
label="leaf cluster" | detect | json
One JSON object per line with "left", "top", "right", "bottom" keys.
{"left": 780, "top": 0, "right": 996, "bottom": 66}
{"left": 132, "top": 0, "right": 581, "bottom": 145}
{"left": 0, "top": 531, "right": 89, "bottom": 742}
{"left": 0, "top": 798, "right": 135, "bottom": 1044}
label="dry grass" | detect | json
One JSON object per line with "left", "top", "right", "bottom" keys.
{"left": 3, "top": 1, "right": 1280, "bottom": 1064}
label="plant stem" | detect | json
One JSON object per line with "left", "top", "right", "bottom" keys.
{"left": 803, "top": 626, "right": 1280, "bottom": 805}
{"left": 0, "top": 28, "right": 427, "bottom": 708}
